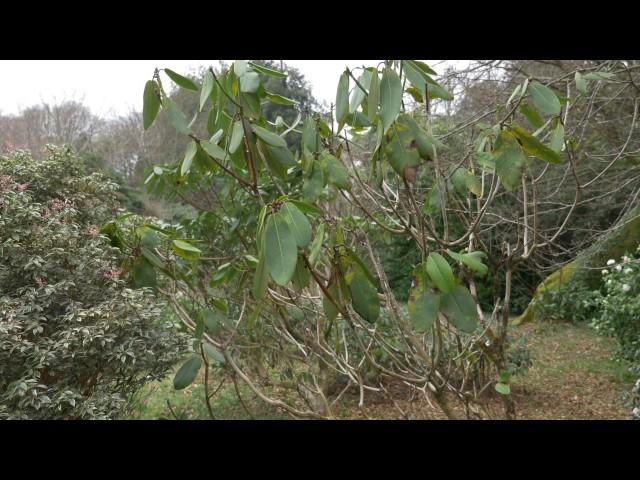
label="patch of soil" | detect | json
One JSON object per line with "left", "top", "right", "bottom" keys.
{"left": 333, "top": 322, "right": 634, "bottom": 419}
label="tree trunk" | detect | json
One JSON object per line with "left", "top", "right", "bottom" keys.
{"left": 513, "top": 202, "right": 640, "bottom": 325}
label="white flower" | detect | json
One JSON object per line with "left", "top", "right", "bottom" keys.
{"left": 607, "top": 259, "right": 616, "bottom": 266}
{"left": 615, "top": 265, "right": 623, "bottom": 272}
{"left": 601, "top": 269, "right": 609, "bottom": 275}
{"left": 622, "top": 284, "right": 631, "bottom": 293}
{"left": 624, "top": 268, "right": 633, "bottom": 274}
{"left": 633, "top": 407, "right": 640, "bottom": 416}
{"left": 622, "top": 256, "right": 631, "bottom": 262}
{"left": 606, "top": 279, "right": 613, "bottom": 285}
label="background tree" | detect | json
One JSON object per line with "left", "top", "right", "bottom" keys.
{"left": 107, "top": 59, "right": 639, "bottom": 420}
{"left": 0, "top": 146, "right": 187, "bottom": 419}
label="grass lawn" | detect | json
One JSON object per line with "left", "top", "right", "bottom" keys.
{"left": 130, "top": 321, "right": 635, "bottom": 420}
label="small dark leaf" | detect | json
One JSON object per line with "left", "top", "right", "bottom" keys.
{"left": 132, "top": 257, "right": 157, "bottom": 289}
{"left": 350, "top": 272, "right": 379, "bottom": 323}
{"left": 173, "top": 355, "right": 202, "bottom": 390}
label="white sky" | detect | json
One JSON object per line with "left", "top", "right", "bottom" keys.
{"left": 0, "top": 60, "right": 463, "bottom": 119}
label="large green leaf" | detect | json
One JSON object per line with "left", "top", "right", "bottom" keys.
{"left": 346, "top": 249, "right": 376, "bottom": 286}
{"left": 346, "top": 112, "right": 371, "bottom": 129}
{"left": 476, "top": 151, "right": 495, "bottom": 173}
{"left": 164, "top": 98, "right": 193, "bottom": 135}
{"left": 291, "top": 257, "right": 310, "bottom": 291}
{"left": 506, "top": 84, "right": 522, "bottom": 106}
{"left": 303, "top": 165, "right": 325, "bottom": 202}
{"left": 584, "top": 71, "right": 615, "bottom": 81}
{"left": 143, "top": 80, "right": 161, "bottom": 130}
{"left": 140, "top": 228, "right": 160, "bottom": 249}
{"left": 397, "top": 114, "right": 442, "bottom": 160}
{"left": 495, "top": 382, "right": 511, "bottom": 395}
{"left": 200, "top": 70, "right": 214, "bottom": 112}
{"left": 201, "top": 140, "right": 228, "bottom": 162}
{"left": 408, "top": 288, "right": 440, "bottom": 332}
{"left": 494, "top": 132, "right": 525, "bottom": 191}
{"left": 233, "top": 60, "right": 248, "bottom": 77}
{"left": 406, "top": 86, "right": 424, "bottom": 103}
{"left": 202, "top": 310, "right": 222, "bottom": 336}
{"left": 510, "top": 125, "right": 562, "bottom": 164}
{"left": 446, "top": 249, "right": 488, "bottom": 276}
{"left": 259, "top": 144, "right": 288, "bottom": 180}
{"left": 324, "top": 155, "right": 350, "bottom": 190}
{"left": 519, "top": 102, "right": 544, "bottom": 129}
{"left": 264, "top": 143, "right": 296, "bottom": 167}
{"left": 240, "top": 92, "right": 261, "bottom": 118}
{"left": 229, "top": 120, "right": 245, "bottom": 154}
{"left": 132, "top": 257, "right": 157, "bottom": 289}
{"left": 426, "top": 252, "right": 455, "bottom": 293}
{"left": 575, "top": 71, "right": 587, "bottom": 96}
{"left": 266, "top": 92, "right": 298, "bottom": 105}
{"left": 249, "top": 61, "right": 287, "bottom": 79}
{"left": 426, "top": 82, "right": 454, "bottom": 101}
{"left": 385, "top": 126, "right": 421, "bottom": 176}
{"left": 172, "top": 239, "right": 202, "bottom": 260}
{"left": 252, "top": 124, "right": 287, "bottom": 148}
{"left": 259, "top": 142, "right": 295, "bottom": 180}
{"left": 425, "top": 185, "right": 443, "bottom": 216}
{"left": 451, "top": 168, "right": 470, "bottom": 196}
{"left": 450, "top": 168, "right": 481, "bottom": 197}
{"left": 441, "top": 285, "right": 478, "bottom": 333}
{"left": 281, "top": 202, "right": 312, "bottom": 248}
{"left": 289, "top": 199, "right": 323, "bottom": 216}
{"left": 401, "top": 60, "right": 451, "bottom": 101}
{"left": 408, "top": 60, "right": 437, "bottom": 76}
{"left": 203, "top": 344, "right": 225, "bottom": 364}
{"left": 323, "top": 281, "right": 339, "bottom": 322}
{"left": 367, "top": 70, "right": 380, "bottom": 122}
{"left": 240, "top": 71, "right": 260, "bottom": 93}
{"left": 465, "top": 172, "right": 482, "bottom": 197}
{"left": 350, "top": 272, "right": 380, "bottom": 323}
{"left": 287, "top": 305, "right": 305, "bottom": 323}
{"left": 180, "top": 140, "right": 197, "bottom": 176}
{"left": 173, "top": 355, "right": 202, "bottom": 390}
{"left": 165, "top": 69, "right": 199, "bottom": 91}
{"left": 549, "top": 122, "right": 565, "bottom": 153}
{"left": 253, "top": 243, "right": 268, "bottom": 300}
{"left": 308, "top": 223, "right": 325, "bottom": 267}
{"left": 336, "top": 72, "right": 349, "bottom": 132}
{"left": 302, "top": 117, "right": 319, "bottom": 154}
{"left": 402, "top": 60, "right": 429, "bottom": 92}
{"left": 265, "top": 213, "right": 298, "bottom": 286}
{"left": 380, "top": 67, "right": 402, "bottom": 133}
{"left": 349, "top": 70, "right": 371, "bottom": 114}
{"left": 527, "top": 82, "right": 561, "bottom": 116}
